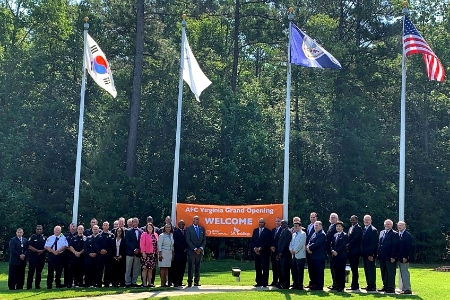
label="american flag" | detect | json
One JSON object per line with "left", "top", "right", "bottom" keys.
{"left": 403, "top": 16, "right": 445, "bottom": 82}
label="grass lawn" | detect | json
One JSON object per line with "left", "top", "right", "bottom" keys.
{"left": 0, "top": 260, "right": 448, "bottom": 299}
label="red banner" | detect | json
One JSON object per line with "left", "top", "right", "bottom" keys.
{"left": 176, "top": 203, "right": 283, "bottom": 237}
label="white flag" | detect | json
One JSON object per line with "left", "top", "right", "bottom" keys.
{"left": 84, "top": 34, "right": 117, "bottom": 98}
{"left": 182, "top": 32, "right": 211, "bottom": 101}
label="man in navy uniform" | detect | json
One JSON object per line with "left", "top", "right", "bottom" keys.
{"left": 69, "top": 225, "right": 85, "bottom": 288}
{"left": 27, "top": 225, "right": 46, "bottom": 289}
{"left": 8, "top": 228, "right": 28, "bottom": 290}
{"left": 84, "top": 224, "right": 101, "bottom": 287}
{"left": 97, "top": 221, "right": 114, "bottom": 287}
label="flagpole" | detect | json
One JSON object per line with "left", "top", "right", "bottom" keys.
{"left": 399, "top": 4, "right": 409, "bottom": 223}
{"left": 171, "top": 15, "right": 187, "bottom": 224}
{"left": 282, "top": 8, "right": 294, "bottom": 221}
{"left": 72, "top": 17, "right": 89, "bottom": 226}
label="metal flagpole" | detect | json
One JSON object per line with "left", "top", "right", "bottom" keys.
{"left": 72, "top": 17, "right": 89, "bottom": 225}
{"left": 399, "top": 4, "right": 409, "bottom": 223}
{"left": 171, "top": 15, "right": 187, "bottom": 224}
{"left": 282, "top": 8, "right": 294, "bottom": 221}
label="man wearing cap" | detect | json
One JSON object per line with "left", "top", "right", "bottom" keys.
{"left": 289, "top": 220, "right": 306, "bottom": 290}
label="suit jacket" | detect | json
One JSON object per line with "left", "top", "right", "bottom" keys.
{"left": 113, "top": 238, "right": 127, "bottom": 258}
{"left": 307, "top": 230, "right": 327, "bottom": 260}
{"left": 271, "top": 226, "right": 282, "bottom": 248}
{"left": 173, "top": 228, "right": 188, "bottom": 255}
{"left": 361, "top": 225, "right": 378, "bottom": 258}
{"left": 125, "top": 227, "right": 142, "bottom": 256}
{"left": 289, "top": 230, "right": 306, "bottom": 259}
{"left": 185, "top": 225, "right": 206, "bottom": 253}
{"left": 397, "top": 230, "right": 412, "bottom": 262}
{"left": 250, "top": 227, "right": 272, "bottom": 256}
{"left": 330, "top": 232, "right": 348, "bottom": 259}
{"left": 377, "top": 229, "right": 399, "bottom": 261}
{"left": 305, "top": 223, "right": 315, "bottom": 245}
{"left": 326, "top": 223, "right": 337, "bottom": 254}
{"left": 346, "top": 223, "right": 363, "bottom": 255}
{"left": 9, "top": 236, "right": 28, "bottom": 266}
{"left": 277, "top": 227, "right": 292, "bottom": 255}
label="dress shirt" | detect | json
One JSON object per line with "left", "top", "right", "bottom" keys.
{"left": 45, "top": 234, "right": 68, "bottom": 251}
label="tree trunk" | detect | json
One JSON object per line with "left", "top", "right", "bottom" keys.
{"left": 126, "top": 0, "right": 145, "bottom": 178}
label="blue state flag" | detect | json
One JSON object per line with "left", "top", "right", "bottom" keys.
{"left": 290, "top": 23, "right": 341, "bottom": 69}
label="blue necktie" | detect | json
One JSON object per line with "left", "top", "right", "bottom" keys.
{"left": 195, "top": 226, "right": 199, "bottom": 238}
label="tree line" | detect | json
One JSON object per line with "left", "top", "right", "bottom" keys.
{"left": 0, "top": 0, "right": 449, "bottom": 262}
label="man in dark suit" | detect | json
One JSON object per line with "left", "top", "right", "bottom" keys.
{"left": 276, "top": 220, "right": 292, "bottom": 289}
{"left": 361, "top": 214, "right": 378, "bottom": 291}
{"left": 173, "top": 219, "right": 188, "bottom": 287}
{"left": 305, "top": 212, "right": 318, "bottom": 288}
{"left": 26, "top": 225, "right": 46, "bottom": 289}
{"left": 306, "top": 221, "right": 327, "bottom": 291}
{"left": 125, "top": 217, "right": 142, "bottom": 287}
{"left": 397, "top": 221, "right": 412, "bottom": 294}
{"left": 250, "top": 218, "right": 272, "bottom": 287}
{"left": 346, "top": 215, "right": 362, "bottom": 290}
{"left": 97, "top": 221, "right": 115, "bottom": 287}
{"left": 269, "top": 217, "right": 282, "bottom": 286}
{"left": 185, "top": 215, "right": 206, "bottom": 287}
{"left": 330, "top": 221, "right": 348, "bottom": 292}
{"left": 377, "top": 219, "right": 399, "bottom": 294}
{"left": 8, "top": 228, "right": 28, "bottom": 290}
{"left": 326, "top": 213, "right": 338, "bottom": 290}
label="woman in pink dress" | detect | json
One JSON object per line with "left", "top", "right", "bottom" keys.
{"left": 140, "top": 223, "right": 158, "bottom": 287}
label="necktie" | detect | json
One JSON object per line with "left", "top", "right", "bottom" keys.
{"left": 259, "top": 228, "right": 262, "bottom": 236}
{"left": 399, "top": 232, "right": 403, "bottom": 238}
{"left": 363, "top": 226, "right": 368, "bottom": 235}
{"left": 349, "top": 225, "right": 353, "bottom": 235}
{"left": 274, "top": 227, "right": 279, "bottom": 239}
{"left": 335, "top": 233, "right": 339, "bottom": 243}
{"left": 195, "top": 226, "right": 199, "bottom": 238}
{"left": 53, "top": 237, "right": 59, "bottom": 250}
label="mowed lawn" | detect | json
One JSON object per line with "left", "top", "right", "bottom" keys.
{"left": 0, "top": 260, "right": 448, "bottom": 300}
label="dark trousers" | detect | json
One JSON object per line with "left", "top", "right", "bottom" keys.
{"left": 173, "top": 253, "right": 187, "bottom": 286}
{"left": 347, "top": 254, "right": 360, "bottom": 289}
{"left": 150, "top": 253, "right": 157, "bottom": 284}
{"left": 85, "top": 256, "right": 97, "bottom": 287}
{"left": 363, "top": 256, "right": 376, "bottom": 289}
{"left": 333, "top": 257, "right": 346, "bottom": 290}
{"left": 306, "top": 252, "right": 316, "bottom": 286}
{"left": 187, "top": 252, "right": 202, "bottom": 284}
{"left": 292, "top": 257, "right": 305, "bottom": 288}
{"left": 63, "top": 253, "right": 71, "bottom": 286}
{"left": 96, "top": 254, "right": 111, "bottom": 286}
{"left": 291, "top": 256, "right": 298, "bottom": 286}
{"left": 8, "top": 262, "right": 26, "bottom": 290}
{"left": 311, "top": 259, "right": 325, "bottom": 289}
{"left": 279, "top": 254, "right": 291, "bottom": 288}
{"left": 270, "top": 251, "right": 280, "bottom": 285}
{"left": 379, "top": 259, "right": 396, "bottom": 291}
{"left": 110, "top": 257, "right": 126, "bottom": 286}
{"left": 70, "top": 255, "right": 85, "bottom": 287}
{"left": 47, "top": 254, "right": 64, "bottom": 288}
{"left": 254, "top": 253, "right": 270, "bottom": 286}
{"left": 27, "top": 256, "right": 45, "bottom": 289}
{"left": 329, "top": 254, "right": 337, "bottom": 288}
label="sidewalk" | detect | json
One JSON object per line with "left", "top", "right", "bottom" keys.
{"left": 53, "top": 285, "right": 273, "bottom": 300}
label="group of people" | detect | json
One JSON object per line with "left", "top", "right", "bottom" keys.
{"left": 8, "top": 215, "right": 206, "bottom": 290}
{"left": 251, "top": 213, "right": 413, "bottom": 294}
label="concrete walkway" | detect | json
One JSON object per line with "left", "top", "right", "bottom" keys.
{"left": 53, "top": 285, "right": 274, "bottom": 300}
{"left": 53, "top": 285, "right": 413, "bottom": 300}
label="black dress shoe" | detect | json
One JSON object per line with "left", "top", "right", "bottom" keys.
{"left": 310, "top": 287, "right": 323, "bottom": 291}
{"left": 187, "top": 283, "right": 192, "bottom": 287}
{"left": 401, "top": 290, "right": 412, "bottom": 294}
{"left": 254, "top": 284, "right": 262, "bottom": 287}
{"left": 385, "top": 289, "right": 395, "bottom": 294}
{"left": 328, "top": 286, "right": 337, "bottom": 290}
{"left": 366, "top": 287, "right": 377, "bottom": 292}
{"left": 336, "top": 289, "right": 344, "bottom": 292}
{"left": 377, "top": 287, "right": 386, "bottom": 292}
{"left": 269, "top": 282, "right": 277, "bottom": 286}
{"left": 194, "top": 283, "right": 201, "bottom": 286}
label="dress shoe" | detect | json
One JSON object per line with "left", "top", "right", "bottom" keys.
{"left": 131, "top": 283, "right": 141, "bottom": 287}
{"left": 187, "top": 283, "right": 192, "bottom": 287}
{"left": 336, "top": 289, "right": 344, "bottom": 292}
{"left": 269, "top": 282, "right": 277, "bottom": 286}
{"left": 194, "top": 283, "right": 201, "bottom": 286}
{"left": 277, "top": 285, "right": 287, "bottom": 289}
{"left": 385, "top": 289, "right": 395, "bottom": 294}
{"left": 254, "top": 284, "right": 262, "bottom": 287}
{"left": 401, "top": 290, "right": 412, "bottom": 294}
{"left": 377, "top": 287, "right": 386, "bottom": 292}
{"left": 305, "top": 285, "right": 315, "bottom": 289}
{"left": 149, "top": 284, "right": 155, "bottom": 287}
{"left": 310, "top": 287, "right": 323, "bottom": 291}
{"left": 328, "top": 286, "right": 337, "bottom": 290}
{"left": 366, "top": 287, "right": 377, "bottom": 292}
